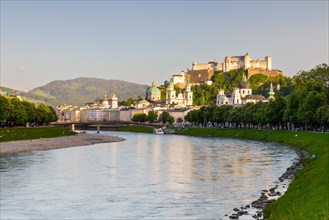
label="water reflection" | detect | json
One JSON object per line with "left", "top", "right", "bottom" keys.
{"left": 0, "top": 131, "right": 297, "bottom": 219}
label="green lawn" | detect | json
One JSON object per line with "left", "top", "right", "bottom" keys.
{"left": 179, "top": 128, "right": 329, "bottom": 220}
{"left": 118, "top": 125, "right": 154, "bottom": 133}
{"left": 0, "top": 126, "right": 76, "bottom": 142}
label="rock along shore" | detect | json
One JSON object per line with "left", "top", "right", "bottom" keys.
{"left": 226, "top": 147, "right": 309, "bottom": 220}
{"left": 0, "top": 133, "right": 125, "bottom": 154}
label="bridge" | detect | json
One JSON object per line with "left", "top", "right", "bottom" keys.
{"left": 54, "top": 121, "right": 160, "bottom": 133}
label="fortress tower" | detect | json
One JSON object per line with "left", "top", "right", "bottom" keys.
{"left": 265, "top": 56, "right": 272, "bottom": 70}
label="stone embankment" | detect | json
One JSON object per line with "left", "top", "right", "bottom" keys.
{"left": 0, "top": 133, "right": 125, "bottom": 154}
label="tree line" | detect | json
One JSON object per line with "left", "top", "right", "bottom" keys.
{"left": 132, "top": 111, "right": 174, "bottom": 124}
{"left": 185, "top": 64, "right": 329, "bottom": 131}
{"left": 0, "top": 96, "right": 58, "bottom": 127}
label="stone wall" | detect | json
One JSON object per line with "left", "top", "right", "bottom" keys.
{"left": 247, "top": 68, "right": 283, "bottom": 79}
{"left": 249, "top": 60, "right": 268, "bottom": 69}
{"left": 186, "top": 69, "right": 214, "bottom": 83}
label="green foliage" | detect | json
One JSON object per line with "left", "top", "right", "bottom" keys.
{"left": 22, "top": 101, "right": 37, "bottom": 123}
{"left": 160, "top": 112, "right": 174, "bottom": 124}
{"left": 249, "top": 74, "right": 268, "bottom": 89}
{"left": 186, "top": 63, "right": 329, "bottom": 130}
{"left": 8, "top": 98, "right": 27, "bottom": 124}
{"left": 316, "top": 105, "right": 329, "bottom": 127}
{"left": 118, "top": 125, "right": 153, "bottom": 133}
{"left": 132, "top": 113, "right": 147, "bottom": 122}
{"left": 0, "top": 126, "right": 75, "bottom": 142}
{"left": 0, "top": 96, "right": 10, "bottom": 122}
{"left": 122, "top": 97, "right": 135, "bottom": 106}
{"left": 0, "top": 97, "right": 57, "bottom": 126}
{"left": 36, "top": 103, "right": 58, "bottom": 124}
{"left": 147, "top": 111, "right": 158, "bottom": 122}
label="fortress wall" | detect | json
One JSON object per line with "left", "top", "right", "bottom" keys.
{"left": 249, "top": 60, "right": 268, "bottom": 69}
{"left": 192, "top": 63, "right": 211, "bottom": 70}
{"left": 247, "top": 68, "right": 283, "bottom": 79}
{"left": 186, "top": 69, "right": 214, "bottom": 83}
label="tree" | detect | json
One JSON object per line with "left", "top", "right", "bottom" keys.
{"left": 36, "top": 103, "right": 57, "bottom": 124}
{"left": 298, "top": 91, "right": 326, "bottom": 129}
{"left": 122, "top": 97, "right": 134, "bottom": 106}
{"left": 316, "top": 105, "right": 329, "bottom": 129}
{"left": 147, "top": 111, "right": 158, "bottom": 122}
{"left": 264, "top": 94, "right": 286, "bottom": 129}
{"left": 132, "top": 113, "right": 147, "bottom": 122}
{"left": 283, "top": 92, "right": 300, "bottom": 129}
{"left": 8, "top": 98, "right": 27, "bottom": 125}
{"left": 22, "top": 101, "right": 36, "bottom": 123}
{"left": 160, "top": 112, "right": 174, "bottom": 124}
{"left": 0, "top": 96, "right": 10, "bottom": 124}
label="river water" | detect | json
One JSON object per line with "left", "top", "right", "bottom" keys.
{"left": 0, "top": 131, "right": 298, "bottom": 219}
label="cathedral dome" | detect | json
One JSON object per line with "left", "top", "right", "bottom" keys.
{"left": 147, "top": 87, "right": 160, "bottom": 95}
{"left": 239, "top": 74, "right": 251, "bottom": 89}
{"left": 239, "top": 81, "right": 251, "bottom": 89}
{"left": 147, "top": 82, "right": 161, "bottom": 95}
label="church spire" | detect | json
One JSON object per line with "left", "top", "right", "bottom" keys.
{"left": 242, "top": 73, "right": 247, "bottom": 82}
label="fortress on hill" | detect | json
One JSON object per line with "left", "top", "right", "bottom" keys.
{"left": 172, "top": 53, "right": 283, "bottom": 86}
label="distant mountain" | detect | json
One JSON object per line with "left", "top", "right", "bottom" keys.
{"left": 0, "top": 86, "right": 24, "bottom": 94}
{"left": 22, "top": 77, "right": 149, "bottom": 106}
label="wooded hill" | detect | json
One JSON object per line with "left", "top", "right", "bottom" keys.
{"left": 22, "top": 77, "right": 149, "bottom": 106}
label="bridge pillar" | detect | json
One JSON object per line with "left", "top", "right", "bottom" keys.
{"left": 97, "top": 124, "right": 100, "bottom": 133}
{"left": 71, "top": 124, "right": 75, "bottom": 131}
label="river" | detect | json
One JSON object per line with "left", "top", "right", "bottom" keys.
{"left": 0, "top": 131, "right": 298, "bottom": 219}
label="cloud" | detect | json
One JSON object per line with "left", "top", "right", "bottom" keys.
{"left": 15, "top": 67, "right": 26, "bottom": 72}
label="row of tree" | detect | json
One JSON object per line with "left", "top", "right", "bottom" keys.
{"left": 132, "top": 111, "right": 175, "bottom": 124}
{"left": 0, "top": 96, "right": 58, "bottom": 127}
{"left": 185, "top": 64, "right": 329, "bottom": 130}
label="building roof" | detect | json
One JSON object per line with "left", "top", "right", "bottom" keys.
{"left": 243, "top": 95, "right": 266, "bottom": 100}
{"left": 138, "top": 99, "right": 150, "bottom": 104}
{"left": 239, "top": 74, "right": 251, "bottom": 89}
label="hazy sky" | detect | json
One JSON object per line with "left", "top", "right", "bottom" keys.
{"left": 1, "top": 1, "right": 328, "bottom": 91}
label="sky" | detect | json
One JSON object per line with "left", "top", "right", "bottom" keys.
{"left": 1, "top": 1, "right": 328, "bottom": 91}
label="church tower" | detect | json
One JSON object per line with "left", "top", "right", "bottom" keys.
{"left": 166, "top": 78, "right": 176, "bottom": 105}
{"left": 184, "top": 80, "right": 193, "bottom": 106}
{"left": 239, "top": 73, "right": 252, "bottom": 98}
{"left": 111, "top": 91, "right": 118, "bottom": 109}
{"left": 231, "top": 88, "right": 241, "bottom": 105}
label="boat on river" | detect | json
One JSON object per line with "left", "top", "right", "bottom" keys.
{"left": 153, "top": 128, "right": 164, "bottom": 134}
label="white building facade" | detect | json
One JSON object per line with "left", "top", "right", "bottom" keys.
{"left": 166, "top": 80, "right": 193, "bottom": 106}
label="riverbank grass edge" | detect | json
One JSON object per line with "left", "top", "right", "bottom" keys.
{"left": 0, "top": 126, "right": 76, "bottom": 142}
{"left": 179, "top": 128, "right": 329, "bottom": 220}
{"left": 118, "top": 125, "right": 153, "bottom": 133}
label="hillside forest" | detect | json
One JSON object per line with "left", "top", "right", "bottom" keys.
{"left": 184, "top": 64, "right": 329, "bottom": 131}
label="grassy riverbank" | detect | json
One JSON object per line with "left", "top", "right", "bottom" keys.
{"left": 118, "top": 125, "right": 153, "bottom": 133}
{"left": 179, "top": 128, "right": 329, "bottom": 220}
{"left": 0, "top": 126, "right": 76, "bottom": 142}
